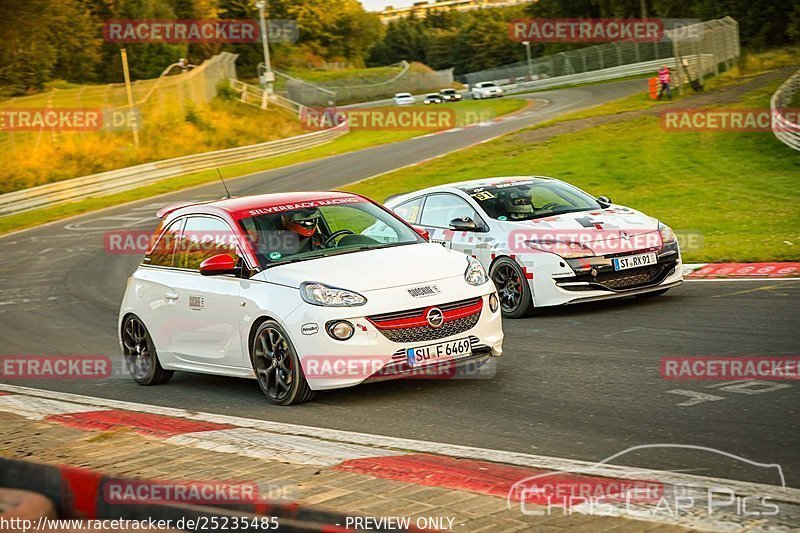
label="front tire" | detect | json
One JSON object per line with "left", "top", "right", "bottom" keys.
{"left": 121, "top": 315, "right": 173, "bottom": 386}
{"left": 490, "top": 257, "right": 534, "bottom": 318}
{"left": 252, "top": 321, "right": 314, "bottom": 405}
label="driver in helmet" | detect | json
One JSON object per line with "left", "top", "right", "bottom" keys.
{"left": 279, "top": 208, "right": 323, "bottom": 254}
{"left": 500, "top": 191, "right": 534, "bottom": 220}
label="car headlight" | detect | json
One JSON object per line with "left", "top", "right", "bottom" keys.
{"left": 526, "top": 240, "right": 594, "bottom": 259}
{"left": 300, "top": 282, "right": 367, "bottom": 307}
{"left": 658, "top": 222, "right": 676, "bottom": 244}
{"left": 465, "top": 256, "right": 489, "bottom": 286}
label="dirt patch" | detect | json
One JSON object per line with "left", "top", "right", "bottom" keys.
{"left": 513, "top": 68, "right": 795, "bottom": 145}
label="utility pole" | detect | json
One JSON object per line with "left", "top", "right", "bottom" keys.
{"left": 255, "top": 1, "right": 274, "bottom": 93}
{"left": 640, "top": 0, "right": 648, "bottom": 19}
{"left": 522, "top": 41, "right": 533, "bottom": 80}
{"left": 120, "top": 49, "right": 140, "bottom": 150}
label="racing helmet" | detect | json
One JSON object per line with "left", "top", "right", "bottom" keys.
{"left": 500, "top": 191, "right": 534, "bottom": 220}
{"left": 281, "top": 208, "right": 320, "bottom": 238}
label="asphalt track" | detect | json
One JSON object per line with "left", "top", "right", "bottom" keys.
{"left": 1, "top": 78, "right": 797, "bottom": 489}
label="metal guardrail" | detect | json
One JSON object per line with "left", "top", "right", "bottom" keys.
{"left": 229, "top": 79, "right": 303, "bottom": 115}
{"left": 0, "top": 121, "right": 348, "bottom": 216}
{"left": 501, "top": 56, "right": 714, "bottom": 94}
{"left": 770, "top": 69, "right": 800, "bottom": 151}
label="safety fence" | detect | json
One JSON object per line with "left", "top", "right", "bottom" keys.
{"left": 0, "top": 120, "right": 348, "bottom": 216}
{"left": 0, "top": 53, "right": 238, "bottom": 153}
{"left": 283, "top": 63, "right": 455, "bottom": 107}
{"left": 462, "top": 17, "right": 740, "bottom": 93}
{"left": 770, "top": 69, "right": 800, "bottom": 151}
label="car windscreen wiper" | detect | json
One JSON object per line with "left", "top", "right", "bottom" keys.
{"left": 264, "top": 253, "right": 328, "bottom": 268}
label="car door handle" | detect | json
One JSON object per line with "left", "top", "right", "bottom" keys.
{"left": 164, "top": 291, "right": 179, "bottom": 300}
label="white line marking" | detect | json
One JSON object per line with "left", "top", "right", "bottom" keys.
{"left": 0, "top": 395, "right": 107, "bottom": 419}
{"left": 166, "top": 428, "right": 399, "bottom": 466}
{"left": 0, "top": 384, "right": 797, "bottom": 506}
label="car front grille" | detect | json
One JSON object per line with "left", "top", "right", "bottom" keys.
{"left": 558, "top": 262, "right": 675, "bottom": 292}
{"left": 599, "top": 265, "right": 664, "bottom": 289}
{"left": 367, "top": 297, "right": 483, "bottom": 343}
{"left": 377, "top": 313, "right": 481, "bottom": 343}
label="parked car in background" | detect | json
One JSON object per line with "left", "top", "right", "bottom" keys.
{"left": 424, "top": 93, "right": 444, "bottom": 105}
{"left": 393, "top": 92, "right": 416, "bottom": 106}
{"left": 439, "top": 88, "right": 462, "bottom": 102}
{"left": 471, "top": 82, "right": 503, "bottom": 99}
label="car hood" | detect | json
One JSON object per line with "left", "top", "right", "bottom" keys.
{"left": 498, "top": 206, "right": 658, "bottom": 235}
{"left": 254, "top": 243, "right": 468, "bottom": 292}
{"left": 497, "top": 206, "right": 662, "bottom": 255}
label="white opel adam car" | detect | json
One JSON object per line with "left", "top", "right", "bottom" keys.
{"left": 380, "top": 177, "right": 683, "bottom": 318}
{"left": 119, "top": 192, "right": 503, "bottom": 405}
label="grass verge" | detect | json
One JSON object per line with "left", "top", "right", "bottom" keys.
{"left": 0, "top": 98, "right": 528, "bottom": 236}
{"left": 347, "top": 79, "right": 800, "bottom": 263}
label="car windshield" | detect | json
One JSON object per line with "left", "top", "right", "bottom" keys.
{"left": 480, "top": 82, "right": 496, "bottom": 87}
{"left": 239, "top": 198, "right": 423, "bottom": 268}
{"left": 426, "top": 94, "right": 438, "bottom": 98}
{"left": 459, "top": 180, "right": 603, "bottom": 221}
{"left": 395, "top": 93, "right": 411, "bottom": 97}
{"left": 441, "top": 89, "right": 455, "bottom": 94}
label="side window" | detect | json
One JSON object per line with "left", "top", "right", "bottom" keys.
{"left": 144, "top": 218, "right": 183, "bottom": 267}
{"left": 393, "top": 198, "right": 423, "bottom": 224}
{"left": 420, "top": 194, "right": 479, "bottom": 228}
{"left": 176, "top": 216, "right": 241, "bottom": 271}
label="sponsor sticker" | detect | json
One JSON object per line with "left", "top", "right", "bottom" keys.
{"left": 406, "top": 285, "right": 442, "bottom": 298}
{"left": 301, "top": 323, "right": 319, "bottom": 336}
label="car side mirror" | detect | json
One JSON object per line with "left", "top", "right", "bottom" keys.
{"left": 597, "top": 195, "right": 612, "bottom": 206}
{"left": 412, "top": 226, "right": 430, "bottom": 241}
{"left": 449, "top": 217, "right": 479, "bottom": 232}
{"left": 199, "top": 254, "right": 237, "bottom": 276}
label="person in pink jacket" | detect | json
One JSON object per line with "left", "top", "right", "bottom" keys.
{"left": 658, "top": 66, "right": 672, "bottom": 100}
